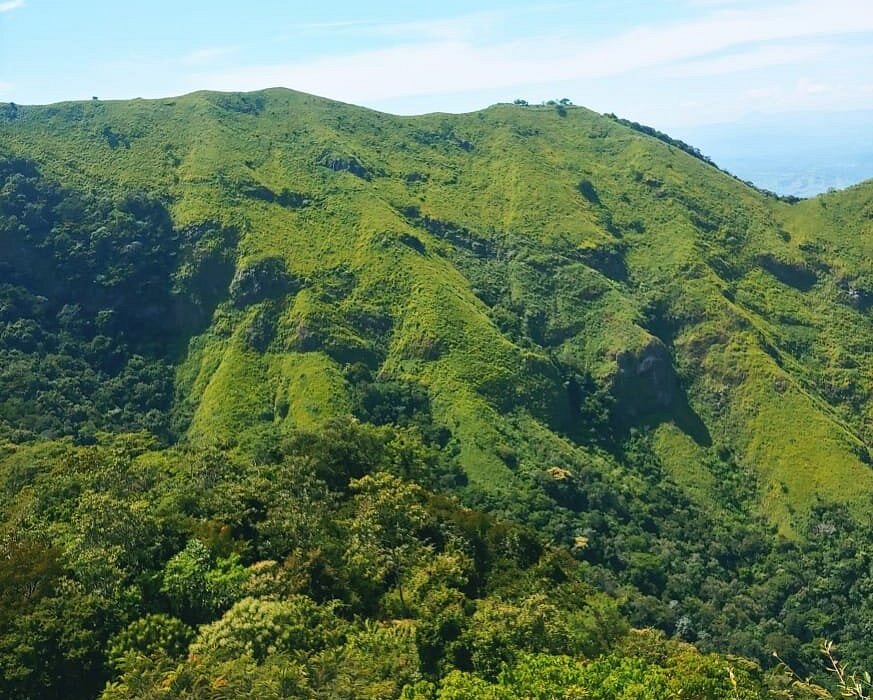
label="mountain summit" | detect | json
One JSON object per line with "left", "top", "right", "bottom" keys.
{"left": 2, "top": 89, "right": 872, "bottom": 697}
{"left": 5, "top": 89, "right": 870, "bottom": 527}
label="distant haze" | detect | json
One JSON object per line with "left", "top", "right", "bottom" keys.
{"left": 671, "top": 110, "right": 873, "bottom": 197}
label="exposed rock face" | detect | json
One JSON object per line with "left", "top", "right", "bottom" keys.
{"left": 317, "top": 151, "right": 371, "bottom": 179}
{"left": 229, "top": 257, "right": 299, "bottom": 307}
{"left": 613, "top": 337, "right": 677, "bottom": 420}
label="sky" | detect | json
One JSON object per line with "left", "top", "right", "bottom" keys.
{"left": 1, "top": 0, "right": 872, "bottom": 131}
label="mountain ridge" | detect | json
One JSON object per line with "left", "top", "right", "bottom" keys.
{"left": 2, "top": 87, "right": 872, "bottom": 529}
{"left": 6, "top": 89, "right": 873, "bottom": 196}
{"left": 3, "top": 87, "right": 873, "bottom": 696}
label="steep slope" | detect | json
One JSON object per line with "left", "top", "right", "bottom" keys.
{"left": 3, "top": 89, "right": 870, "bottom": 534}
{"left": 4, "top": 90, "right": 873, "bottom": 691}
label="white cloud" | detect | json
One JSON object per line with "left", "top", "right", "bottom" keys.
{"left": 0, "top": 81, "right": 12, "bottom": 96}
{"left": 181, "top": 47, "right": 237, "bottom": 65}
{"left": 796, "top": 77, "right": 830, "bottom": 95}
{"left": 281, "top": 4, "right": 573, "bottom": 43}
{"left": 0, "top": 0, "right": 24, "bottom": 12}
{"left": 683, "top": 0, "right": 778, "bottom": 7}
{"left": 667, "top": 76, "right": 873, "bottom": 125}
{"left": 661, "top": 43, "right": 833, "bottom": 78}
{"left": 287, "top": 14, "right": 483, "bottom": 43}
{"left": 191, "top": 0, "right": 873, "bottom": 105}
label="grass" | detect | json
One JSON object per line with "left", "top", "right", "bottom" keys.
{"left": 3, "top": 88, "right": 873, "bottom": 533}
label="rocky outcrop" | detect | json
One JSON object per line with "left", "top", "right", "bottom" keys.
{"left": 612, "top": 337, "right": 678, "bottom": 420}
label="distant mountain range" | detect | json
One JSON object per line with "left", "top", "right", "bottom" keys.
{"left": 672, "top": 110, "right": 873, "bottom": 197}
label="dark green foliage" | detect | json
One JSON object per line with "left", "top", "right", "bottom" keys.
{"left": 759, "top": 254, "right": 818, "bottom": 291}
{"left": 604, "top": 112, "right": 718, "bottom": 168}
{"left": 229, "top": 256, "right": 298, "bottom": 307}
{"left": 577, "top": 178, "right": 601, "bottom": 204}
{"left": 0, "top": 424, "right": 715, "bottom": 700}
{"left": 0, "top": 102, "right": 18, "bottom": 120}
{"left": 160, "top": 538, "right": 249, "bottom": 623}
{"left": 401, "top": 207, "right": 496, "bottom": 258}
{"left": 350, "top": 372, "right": 451, "bottom": 449}
{"left": 237, "top": 182, "right": 314, "bottom": 210}
{"left": 207, "top": 91, "right": 266, "bottom": 114}
{"left": 1, "top": 89, "right": 870, "bottom": 699}
{"left": 101, "top": 126, "right": 130, "bottom": 149}
{"left": 318, "top": 150, "right": 372, "bottom": 178}
{"left": 353, "top": 377, "right": 429, "bottom": 426}
{"left": 0, "top": 588, "right": 122, "bottom": 700}
{"left": 0, "top": 157, "right": 237, "bottom": 443}
{"left": 276, "top": 188, "right": 313, "bottom": 209}
{"left": 411, "top": 123, "right": 474, "bottom": 151}
{"left": 0, "top": 417, "right": 852, "bottom": 698}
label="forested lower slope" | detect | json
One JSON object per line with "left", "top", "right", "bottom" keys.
{"left": 1, "top": 89, "right": 872, "bottom": 698}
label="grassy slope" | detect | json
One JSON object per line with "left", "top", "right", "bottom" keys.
{"left": 2, "top": 89, "right": 871, "bottom": 532}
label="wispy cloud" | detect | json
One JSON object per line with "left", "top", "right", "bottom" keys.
{"left": 292, "top": 19, "right": 378, "bottom": 32}
{"left": 191, "top": 0, "right": 873, "bottom": 105}
{"left": 279, "top": 3, "right": 575, "bottom": 43}
{"left": 683, "top": 0, "right": 774, "bottom": 7}
{"left": 286, "top": 15, "right": 481, "bottom": 42}
{"left": 181, "top": 46, "right": 237, "bottom": 66}
{"left": 0, "top": 0, "right": 24, "bottom": 12}
{"left": 661, "top": 42, "right": 834, "bottom": 78}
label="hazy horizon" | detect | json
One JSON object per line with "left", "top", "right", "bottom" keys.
{"left": 3, "top": 0, "right": 870, "bottom": 196}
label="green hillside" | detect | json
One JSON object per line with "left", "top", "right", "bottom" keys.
{"left": 1, "top": 89, "right": 872, "bottom": 698}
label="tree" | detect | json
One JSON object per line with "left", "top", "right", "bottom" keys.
{"left": 463, "top": 594, "right": 574, "bottom": 679}
{"left": 189, "top": 595, "right": 346, "bottom": 663}
{"left": 160, "top": 538, "right": 249, "bottom": 623}
{"left": 107, "top": 614, "right": 193, "bottom": 671}
{"left": 344, "top": 472, "right": 433, "bottom": 614}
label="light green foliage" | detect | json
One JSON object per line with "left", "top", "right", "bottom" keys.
{"left": 160, "top": 538, "right": 250, "bottom": 623}
{"left": 1, "top": 89, "right": 871, "bottom": 699}
{"left": 107, "top": 614, "right": 193, "bottom": 671}
{"left": 665, "top": 650, "right": 767, "bottom": 699}
{"left": 405, "top": 649, "right": 770, "bottom": 699}
{"left": 578, "top": 655, "right": 670, "bottom": 699}
{"left": 345, "top": 471, "right": 433, "bottom": 612}
{"left": 402, "top": 548, "right": 473, "bottom": 613}
{"left": 330, "top": 621, "right": 423, "bottom": 698}
{"left": 411, "top": 654, "right": 588, "bottom": 700}
{"left": 2, "top": 90, "right": 872, "bottom": 526}
{"left": 0, "top": 429, "right": 840, "bottom": 699}
{"left": 496, "top": 653, "right": 587, "bottom": 699}
{"left": 465, "top": 595, "right": 575, "bottom": 678}
{"left": 107, "top": 616, "right": 417, "bottom": 700}
{"left": 65, "top": 492, "right": 163, "bottom": 595}
{"left": 101, "top": 653, "right": 311, "bottom": 700}
{"left": 464, "top": 592, "right": 626, "bottom": 679}
{"left": 190, "top": 595, "right": 346, "bottom": 663}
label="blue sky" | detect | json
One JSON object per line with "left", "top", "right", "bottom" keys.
{"left": 1, "top": 0, "right": 872, "bottom": 129}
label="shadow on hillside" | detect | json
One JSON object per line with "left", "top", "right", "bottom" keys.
{"left": 615, "top": 381, "right": 712, "bottom": 448}
{"left": 667, "top": 389, "right": 712, "bottom": 447}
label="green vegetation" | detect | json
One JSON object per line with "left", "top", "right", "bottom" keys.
{"left": 1, "top": 88, "right": 872, "bottom": 697}
{"left": 0, "top": 428, "right": 817, "bottom": 699}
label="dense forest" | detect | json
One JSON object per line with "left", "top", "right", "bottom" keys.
{"left": 1, "top": 89, "right": 872, "bottom": 698}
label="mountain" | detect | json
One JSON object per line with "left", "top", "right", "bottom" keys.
{"left": 1, "top": 89, "right": 872, "bottom": 698}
